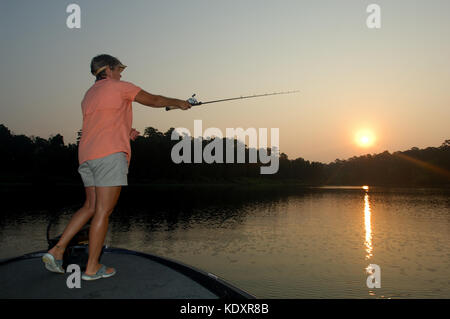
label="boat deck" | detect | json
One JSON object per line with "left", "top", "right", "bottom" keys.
{"left": 0, "top": 248, "right": 254, "bottom": 299}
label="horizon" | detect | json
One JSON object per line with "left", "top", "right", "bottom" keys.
{"left": 1, "top": 1, "right": 449, "bottom": 163}
{"left": 1, "top": 122, "right": 447, "bottom": 166}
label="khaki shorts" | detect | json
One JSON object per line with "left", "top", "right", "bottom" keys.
{"left": 78, "top": 152, "right": 128, "bottom": 187}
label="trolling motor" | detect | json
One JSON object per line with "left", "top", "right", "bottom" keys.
{"left": 165, "top": 90, "right": 300, "bottom": 111}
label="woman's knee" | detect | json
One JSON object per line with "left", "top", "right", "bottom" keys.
{"left": 93, "top": 206, "right": 115, "bottom": 220}
{"left": 93, "top": 186, "right": 121, "bottom": 219}
{"left": 82, "top": 203, "right": 96, "bottom": 216}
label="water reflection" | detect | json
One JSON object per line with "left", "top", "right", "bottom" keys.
{"left": 363, "top": 188, "right": 373, "bottom": 260}
{"left": 1, "top": 185, "right": 449, "bottom": 298}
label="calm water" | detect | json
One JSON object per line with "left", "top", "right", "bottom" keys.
{"left": 0, "top": 185, "right": 449, "bottom": 298}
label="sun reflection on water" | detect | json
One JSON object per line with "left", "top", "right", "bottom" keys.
{"left": 364, "top": 189, "right": 373, "bottom": 260}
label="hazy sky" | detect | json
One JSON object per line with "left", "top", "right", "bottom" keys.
{"left": 1, "top": 0, "right": 449, "bottom": 163}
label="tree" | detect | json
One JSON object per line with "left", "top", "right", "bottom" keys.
{"left": 440, "top": 139, "right": 450, "bottom": 148}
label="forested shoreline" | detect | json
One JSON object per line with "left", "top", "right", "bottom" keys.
{"left": 1, "top": 124, "right": 449, "bottom": 187}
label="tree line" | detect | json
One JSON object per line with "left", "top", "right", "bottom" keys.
{"left": 1, "top": 124, "right": 449, "bottom": 187}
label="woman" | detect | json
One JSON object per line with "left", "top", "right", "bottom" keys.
{"left": 42, "top": 54, "right": 191, "bottom": 280}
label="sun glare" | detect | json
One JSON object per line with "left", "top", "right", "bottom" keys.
{"left": 355, "top": 130, "right": 375, "bottom": 148}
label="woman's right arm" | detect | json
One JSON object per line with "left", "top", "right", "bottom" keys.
{"left": 134, "top": 90, "right": 191, "bottom": 110}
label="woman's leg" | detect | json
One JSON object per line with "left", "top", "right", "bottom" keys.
{"left": 84, "top": 186, "right": 121, "bottom": 275}
{"left": 48, "top": 186, "right": 96, "bottom": 260}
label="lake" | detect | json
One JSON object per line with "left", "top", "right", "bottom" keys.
{"left": 0, "top": 184, "right": 449, "bottom": 298}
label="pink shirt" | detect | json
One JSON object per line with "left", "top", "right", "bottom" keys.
{"left": 78, "top": 78, "right": 141, "bottom": 166}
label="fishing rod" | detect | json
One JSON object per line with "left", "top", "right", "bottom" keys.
{"left": 165, "top": 90, "right": 300, "bottom": 111}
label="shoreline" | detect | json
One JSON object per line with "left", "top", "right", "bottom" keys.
{"left": 0, "top": 179, "right": 448, "bottom": 189}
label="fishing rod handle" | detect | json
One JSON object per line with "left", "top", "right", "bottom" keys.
{"left": 165, "top": 103, "right": 201, "bottom": 111}
{"left": 165, "top": 104, "right": 199, "bottom": 111}
{"left": 165, "top": 97, "right": 200, "bottom": 111}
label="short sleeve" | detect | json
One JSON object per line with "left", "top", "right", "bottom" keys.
{"left": 118, "top": 81, "right": 141, "bottom": 101}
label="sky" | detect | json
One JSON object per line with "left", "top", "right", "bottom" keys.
{"left": 1, "top": 0, "right": 449, "bottom": 163}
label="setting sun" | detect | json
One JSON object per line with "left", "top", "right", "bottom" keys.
{"left": 355, "top": 130, "right": 376, "bottom": 148}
